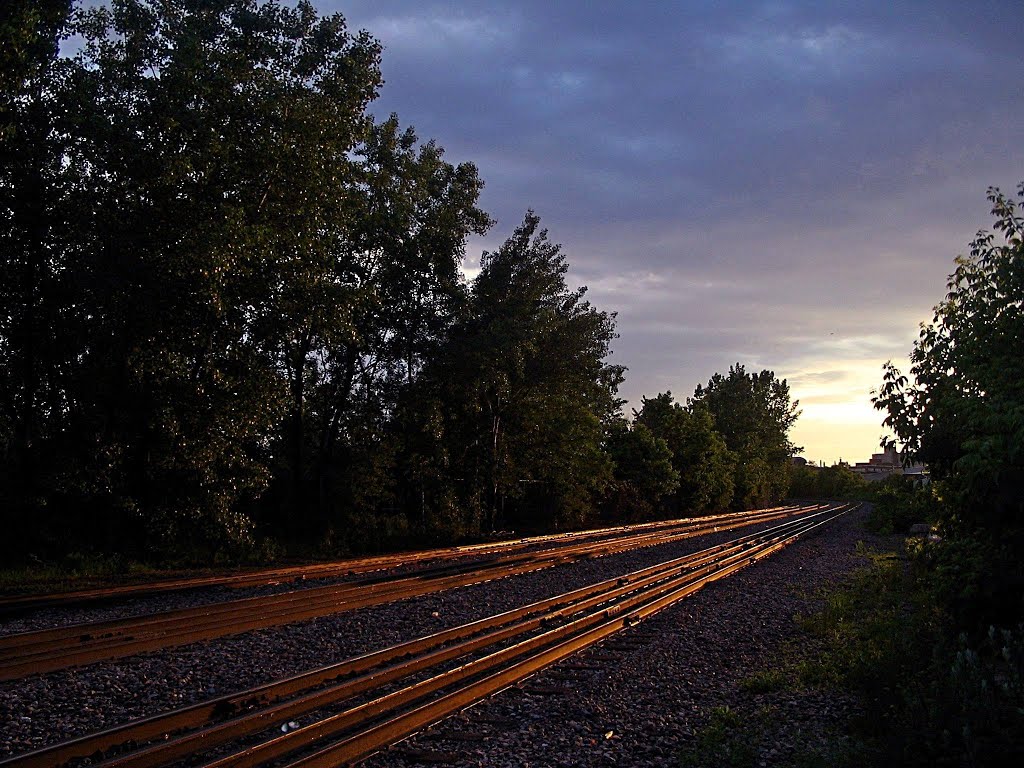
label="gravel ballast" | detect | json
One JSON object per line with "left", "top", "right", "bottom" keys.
{"left": 359, "top": 505, "right": 886, "bottom": 767}
{"left": 0, "top": 506, "right": 876, "bottom": 764}
{"left": 0, "top": 511, "right": 798, "bottom": 636}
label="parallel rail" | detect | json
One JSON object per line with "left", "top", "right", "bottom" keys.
{"left": 0, "top": 505, "right": 809, "bottom": 615}
{"left": 0, "top": 504, "right": 826, "bottom": 680}
{"left": 0, "top": 503, "right": 856, "bottom": 768}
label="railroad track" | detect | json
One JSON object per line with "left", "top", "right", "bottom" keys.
{"left": 0, "top": 504, "right": 826, "bottom": 680}
{"left": 0, "top": 502, "right": 856, "bottom": 768}
{"left": 0, "top": 505, "right": 808, "bottom": 615}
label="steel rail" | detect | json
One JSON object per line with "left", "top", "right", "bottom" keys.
{"left": 0, "top": 506, "right": 793, "bottom": 660}
{"left": 0, "top": 504, "right": 855, "bottom": 768}
{"left": 0, "top": 505, "right": 809, "bottom": 615}
{"left": 1, "top": 504, "right": 811, "bottom": 647}
{"left": 0, "top": 505, "right": 824, "bottom": 680}
{"left": 208, "top": 505, "right": 855, "bottom": 768}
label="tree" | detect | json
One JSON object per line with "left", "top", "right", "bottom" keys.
{"left": 874, "top": 183, "right": 1024, "bottom": 531}
{"left": 602, "top": 419, "right": 679, "bottom": 520}
{"left": 0, "top": 0, "right": 76, "bottom": 550}
{"left": 55, "top": 0, "right": 393, "bottom": 551}
{"left": 0, "top": 0, "right": 498, "bottom": 558}
{"left": 788, "top": 462, "right": 867, "bottom": 499}
{"left": 427, "top": 212, "right": 623, "bottom": 533}
{"left": 690, "top": 365, "right": 800, "bottom": 508}
{"left": 309, "top": 116, "right": 491, "bottom": 532}
{"left": 635, "top": 392, "right": 734, "bottom": 514}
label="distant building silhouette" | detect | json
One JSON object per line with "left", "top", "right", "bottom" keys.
{"left": 850, "top": 445, "right": 927, "bottom": 482}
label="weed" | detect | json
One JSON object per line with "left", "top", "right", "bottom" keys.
{"left": 792, "top": 536, "right": 1024, "bottom": 766}
{"left": 740, "top": 668, "right": 788, "bottom": 694}
{"left": 678, "top": 704, "right": 862, "bottom": 768}
{"left": 678, "top": 706, "right": 755, "bottom": 768}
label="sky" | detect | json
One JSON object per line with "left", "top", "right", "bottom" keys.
{"left": 328, "top": 0, "right": 1024, "bottom": 464}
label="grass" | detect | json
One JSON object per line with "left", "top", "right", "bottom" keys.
{"left": 677, "top": 703, "right": 859, "bottom": 768}
{"left": 678, "top": 706, "right": 756, "bottom": 768}
{"left": 739, "top": 668, "right": 788, "bottom": 694}
{"left": 792, "top": 546, "right": 921, "bottom": 693}
{"left": 0, "top": 552, "right": 164, "bottom": 594}
{"left": 679, "top": 541, "right": 922, "bottom": 768}
{"left": 681, "top": 526, "right": 1024, "bottom": 768}
{"left": 786, "top": 539, "right": 1024, "bottom": 767}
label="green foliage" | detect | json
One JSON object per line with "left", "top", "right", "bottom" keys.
{"left": 629, "top": 375, "right": 799, "bottom": 518}
{"left": 0, "top": 0, "right": 525, "bottom": 559}
{"left": 845, "top": 188, "right": 1024, "bottom": 763}
{"left": 679, "top": 706, "right": 756, "bottom": 768}
{"left": 416, "top": 212, "right": 623, "bottom": 533}
{"left": 739, "top": 668, "right": 788, "bottom": 694}
{"left": 1, "top": 0, "right": 393, "bottom": 555}
{"left": 864, "top": 475, "right": 940, "bottom": 534}
{"left": 635, "top": 392, "right": 735, "bottom": 514}
{"left": 690, "top": 364, "right": 800, "bottom": 509}
{"left": 789, "top": 462, "right": 870, "bottom": 501}
{"left": 874, "top": 183, "right": 1024, "bottom": 531}
{"left": 602, "top": 419, "right": 679, "bottom": 520}
{"left": 692, "top": 364, "right": 801, "bottom": 454}
{"left": 795, "top": 548, "right": 920, "bottom": 692}
{"left": 912, "top": 531, "right": 1024, "bottom": 635}
{"left": 872, "top": 183, "right": 1024, "bottom": 635}
{"left": 678, "top": 704, "right": 856, "bottom": 768}
{"left": 797, "top": 543, "right": 1024, "bottom": 766}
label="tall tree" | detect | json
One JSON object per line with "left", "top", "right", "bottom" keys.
{"left": 602, "top": 418, "right": 679, "bottom": 520}
{"left": 0, "top": 0, "right": 496, "bottom": 557}
{"left": 0, "top": 0, "right": 74, "bottom": 548}
{"left": 691, "top": 365, "right": 800, "bottom": 508}
{"left": 300, "top": 116, "right": 491, "bottom": 535}
{"left": 635, "top": 392, "right": 734, "bottom": 514}
{"left": 0, "top": 0, "right": 392, "bottom": 554}
{"left": 428, "top": 212, "right": 623, "bottom": 533}
{"left": 875, "top": 183, "right": 1024, "bottom": 530}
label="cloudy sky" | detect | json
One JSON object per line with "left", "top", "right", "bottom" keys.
{"left": 332, "top": 0, "right": 1024, "bottom": 464}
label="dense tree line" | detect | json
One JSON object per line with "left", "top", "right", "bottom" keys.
{"left": 600, "top": 364, "right": 800, "bottom": 523}
{"left": 0, "top": 0, "right": 800, "bottom": 563}
{"left": 788, "top": 462, "right": 868, "bottom": 500}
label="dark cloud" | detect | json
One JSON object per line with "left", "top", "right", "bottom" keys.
{"left": 327, "top": 0, "right": 1024, "bottom": 461}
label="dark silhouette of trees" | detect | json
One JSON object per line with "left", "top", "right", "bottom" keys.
{"left": 634, "top": 392, "right": 734, "bottom": 514}
{"left": 421, "top": 212, "right": 624, "bottom": 534}
{"left": 1, "top": 0, "right": 79, "bottom": 550}
{"left": 0, "top": 1, "right": 497, "bottom": 558}
{"left": 0, "top": 0, "right": 805, "bottom": 562}
{"left": 788, "top": 462, "right": 866, "bottom": 500}
{"left": 691, "top": 365, "right": 800, "bottom": 508}
{"left": 602, "top": 419, "right": 679, "bottom": 520}
{"left": 620, "top": 373, "right": 798, "bottom": 519}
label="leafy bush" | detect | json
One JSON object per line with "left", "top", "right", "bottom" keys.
{"left": 797, "top": 541, "right": 1024, "bottom": 766}
{"left": 865, "top": 475, "right": 942, "bottom": 534}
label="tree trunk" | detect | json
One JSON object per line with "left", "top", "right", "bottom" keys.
{"left": 317, "top": 346, "right": 356, "bottom": 521}
{"left": 289, "top": 333, "right": 312, "bottom": 523}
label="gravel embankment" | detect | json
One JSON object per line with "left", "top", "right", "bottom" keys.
{"left": 358, "top": 505, "right": 890, "bottom": 767}
{"left": 0, "top": 508, "right": 865, "bottom": 762}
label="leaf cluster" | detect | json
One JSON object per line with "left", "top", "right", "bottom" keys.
{"left": 873, "top": 183, "right": 1024, "bottom": 531}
